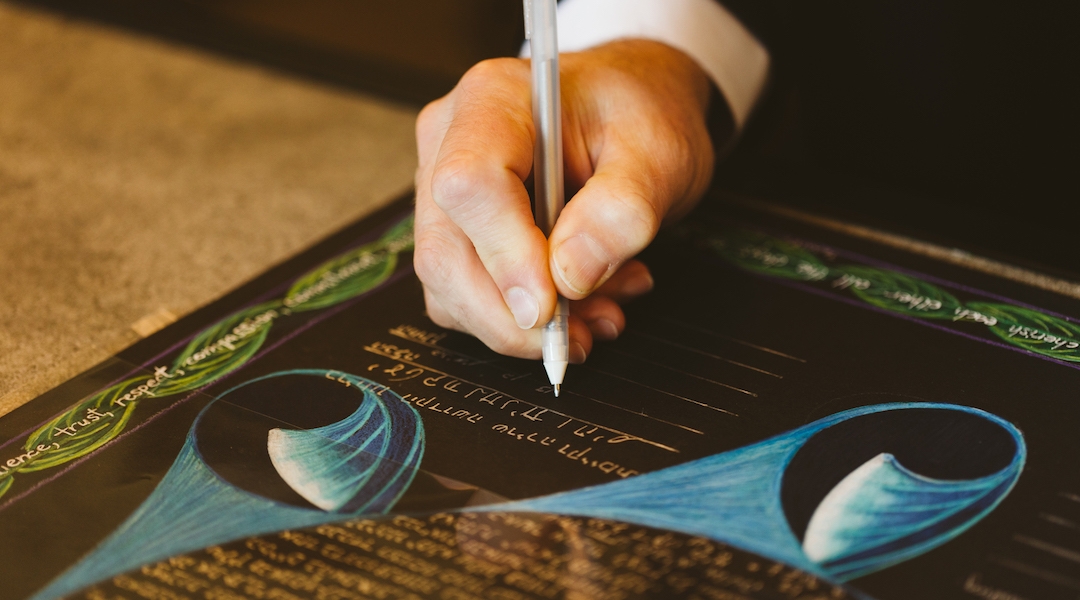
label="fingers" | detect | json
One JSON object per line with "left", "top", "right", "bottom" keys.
{"left": 566, "top": 261, "right": 653, "bottom": 361}
{"left": 572, "top": 259, "right": 653, "bottom": 341}
{"left": 567, "top": 318, "right": 591, "bottom": 365}
{"left": 415, "top": 199, "right": 543, "bottom": 357}
{"left": 586, "top": 256, "right": 655, "bottom": 303}
{"left": 414, "top": 60, "right": 549, "bottom": 358}
{"left": 573, "top": 296, "right": 623, "bottom": 342}
{"left": 428, "top": 60, "right": 557, "bottom": 329}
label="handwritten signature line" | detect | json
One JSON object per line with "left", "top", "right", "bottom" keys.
{"left": 388, "top": 329, "right": 495, "bottom": 365}
{"left": 363, "top": 346, "right": 679, "bottom": 453}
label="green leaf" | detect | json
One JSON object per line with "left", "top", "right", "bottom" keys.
{"left": 379, "top": 213, "right": 415, "bottom": 253}
{"left": 0, "top": 474, "right": 14, "bottom": 501}
{"left": 19, "top": 377, "right": 142, "bottom": 472}
{"left": 837, "top": 266, "right": 961, "bottom": 319}
{"left": 966, "top": 302, "right": 1080, "bottom": 363}
{"left": 283, "top": 214, "right": 413, "bottom": 313}
{"left": 284, "top": 241, "right": 398, "bottom": 312}
{"left": 712, "top": 229, "right": 831, "bottom": 281}
{"left": 155, "top": 301, "right": 282, "bottom": 396}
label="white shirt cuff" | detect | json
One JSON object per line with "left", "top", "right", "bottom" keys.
{"left": 521, "top": 0, "right": 770, "bottom": 128}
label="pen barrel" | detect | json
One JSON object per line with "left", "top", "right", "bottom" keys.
{"left": 529, "top": 0, "right": 564, "bottom": 236}
{"left": 541, "top": 297, "right": 570, "bottom": 364}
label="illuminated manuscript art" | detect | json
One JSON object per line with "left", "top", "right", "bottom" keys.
{"left": 1, "top": 196, "right": 1078, "bottom": 600}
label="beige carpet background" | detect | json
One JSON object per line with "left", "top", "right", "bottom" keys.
{"left": 0, "top": 2, "right": 420, "bottom": 415}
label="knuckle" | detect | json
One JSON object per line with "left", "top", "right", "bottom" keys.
{"left": 429, "top": 154, "right": 485, "bottom": 215}
{"left": 412, "top": 229, "right": 456, "bottom": 288}
{"left": 610, "top": 188, "right": 662, "bottom": 251}
{"left": 415, "top": 101, "right": 449, "bottom": 167}
{"left": 415, "top": 99, "right": 446, "bottom": 136}
{"left": 459, "top": 58, "right": 519, "bottom": 90}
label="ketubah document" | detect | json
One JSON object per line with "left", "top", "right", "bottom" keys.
{"left": 2, "top": 191, "right": 1079, "bottom": 600}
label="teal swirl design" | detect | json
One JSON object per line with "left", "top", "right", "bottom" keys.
{"left": 51, "top": 402, "right": 1023, "bottom": 598}
{"left": 32, "top": 370, "right": 425, "bottom": 600}
{"left": 268, "top": 386, "right": 426, "bottom": 512}
{"left": 1, "top": 214, "right": 415, "bottom": 502}
{"left": 802, "top": 450, "right": 1018, "bottom": 579}
{"left": 506, "top": 403, "right": 1025, "bottom": 583}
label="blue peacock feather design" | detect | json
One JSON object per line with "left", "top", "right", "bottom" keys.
{"left": 37, "top": 388, "right": 1023, "bottom": 599}
{"left": 267, "top": 381, "right": 423, "bottom": 513}
{"left": 802, "top": 450, "right": 1021, "bottom": 580}
{"left": 33, "top": 370, "right": 424, "bottom": 600}
{"left": 500, "top": 403, "right": 1025, "bottom": 582}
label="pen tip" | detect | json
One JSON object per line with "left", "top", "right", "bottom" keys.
{"left": 553, "top": 384, "right": 560, "bottom": 397}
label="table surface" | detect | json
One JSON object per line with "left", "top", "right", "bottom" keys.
{"left": 0, "top": 1, "right": 419, "bottom": 415}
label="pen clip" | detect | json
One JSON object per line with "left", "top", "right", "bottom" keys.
{"left": 523, "top": 0, "right": 533, "bottom": 40}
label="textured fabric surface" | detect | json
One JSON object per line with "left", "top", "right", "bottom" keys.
{"left": 0, "top": 2, "right": 419, "bottom": 415}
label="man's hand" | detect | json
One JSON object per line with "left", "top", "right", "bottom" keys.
{"left": 414, "top": 39, "right": 715, "bottom": 362}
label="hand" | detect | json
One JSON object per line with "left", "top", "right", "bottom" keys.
{"left": 414, "top": 39, "right": 716, "bottom": 361}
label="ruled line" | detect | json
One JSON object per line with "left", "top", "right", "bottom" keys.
{"left": 1041, "top": 513, "right": 1080, "bottom": 533}
{"left": 661, "top": 317, "right": 807, "bottom": 362}
{"left": 990, "top": 556, "right": 1080, "bottom": 592}
{"left": 627, "top": 330, "right": 782, "bottom": 378}
{"left": 1014, "top": 534, "right": 1080, "bottom": 564}
{"left": 581, "top": 365, "right": 739, "bottom": 417}
{"left": 1060, "top": 491, "right": 1080, "bottom": 504}
{"left": 564, "top": 389, "right": 705, "bottom": 435}
{"left": 389, "top": 328, "right": 494, "bottom": 365}
{"left": 607, "top": 348, "right": 758, "bottom": 397}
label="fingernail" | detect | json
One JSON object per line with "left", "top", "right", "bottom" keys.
{"left": 591, "top": 318, "right": 619, "bottom": 341}
{"left": 506, "top": 287, "right": 540, "bottom": 329}
{"left": 553, "top": 234, "right": 615, "bottom": 295}
{"left": 570, "top": 341, "right": 587, "bottom": 364}
{"left": 620, "top": 271, "right": 654, "bottom": 297}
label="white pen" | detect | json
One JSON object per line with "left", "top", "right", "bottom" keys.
{"left": 524, "top": 0, "right": 569, "bottom": 396}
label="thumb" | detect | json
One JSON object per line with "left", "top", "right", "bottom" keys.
{"left": 550, "top": 172, "right": 657, "bottom": 298}
{"left": 548, "top": 136, "right": 710, "bottom": 299}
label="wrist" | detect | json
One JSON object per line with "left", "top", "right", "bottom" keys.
{"left": 526, "top": 0, "right": 769, "bottom": 129}
{"left": 565, "top": 39, "right": 712, "bottom": 122}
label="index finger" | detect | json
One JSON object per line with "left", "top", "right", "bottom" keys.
{"left": 428, "top": 59, "right": 558, "bottom": 329}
